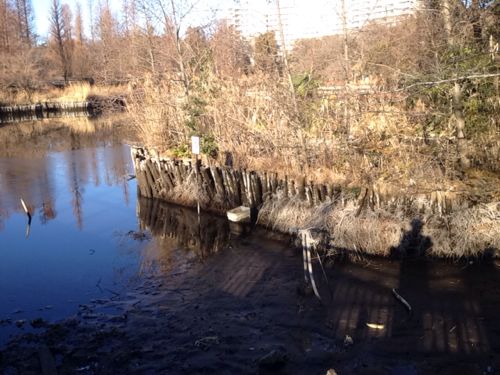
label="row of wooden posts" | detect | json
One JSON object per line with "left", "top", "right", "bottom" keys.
{"left": 131, "top": 147, "right": 350, "bottom": 212}
{"left": 0, "top": 101, "right": 97, "bottom": 124}
{"left": 0, "top": 101, "right": 93, "bottom": 115}
{"left": 131, "top": 146, "right": 472, "bottom": 218}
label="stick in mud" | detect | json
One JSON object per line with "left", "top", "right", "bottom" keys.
{"left": 314, "top": 246, "right": 332, "bottom": 297}
{"left": 302, "top": 232, "right": 322, "bottom": 301}
{"left": 392, "top": 288, "right": 412, "bottom": 317}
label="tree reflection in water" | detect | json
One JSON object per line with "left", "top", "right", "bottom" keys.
{"left": 0, "top": 117, "right": 132, "bottom": 230}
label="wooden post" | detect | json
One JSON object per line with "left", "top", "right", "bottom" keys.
{"left": 297, "top": 177, "right": 306, "bottom": 200}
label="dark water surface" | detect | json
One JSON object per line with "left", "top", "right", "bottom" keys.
{"left": 0, "top": 120, "right": 142, "bottom": 343}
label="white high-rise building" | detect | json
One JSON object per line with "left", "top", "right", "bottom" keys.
{"left": 229, "top": 0, "right": 421, "bottom": 49}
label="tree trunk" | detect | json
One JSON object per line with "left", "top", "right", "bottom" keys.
{"left": 341, "top": 0, "right": 351, "bottom": 139}
{"left": 441, "top": 0, "right": 454, "bottom": 46}
{"left": 452, "top": 82, "right": 470, "bottom": 170}
{"left": 275, "top": 0, "right": 297, "bottom": 113}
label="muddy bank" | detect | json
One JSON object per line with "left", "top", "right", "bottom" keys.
{"left": 1, "top": 200, "right": 499, "bottom": 374}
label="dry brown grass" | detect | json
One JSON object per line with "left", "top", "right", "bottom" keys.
{"left": 259, "top": 197, "right": 404, "bottom": 256}
{"left": 324, "top": 203, "right": 404, "bottom": 257}
{"left": 424, "top": 203, "right": 500, "bottom": 258}
{"left": 127, "top": 76, "right": 187, "bottom": 150}
{"left": 125, "top": 72, "right": 500, "bottom": 194}
{"left": 0, "top": 83, "right": 127, "bottom": 106}
{"left": 258, "top": 195, "right": 317, "bottom": 232}
{"left": 258, "top": 193, "right": 499, "bottom": 258}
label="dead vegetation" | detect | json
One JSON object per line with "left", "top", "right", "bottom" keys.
{"left": 259, "top": 196, "right": 499, "bottom": 258}
{"left": 0, "top": 83, "right": 127, "bottom": 107}
{"left": 125, "top": 2, "right": 498, "bottom": 260}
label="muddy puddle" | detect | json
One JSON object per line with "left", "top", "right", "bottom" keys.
{"left": 1, "top": 120, "right": 499, "bottom": 374}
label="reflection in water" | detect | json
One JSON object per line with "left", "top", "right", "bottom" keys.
{"left": 133, "top": 194, "right": 499, "bottom": 363}
{"left": 0, "top": 118, "right": 132, "bottom": 230}
{"left": 135, "top": 198, "right": 498, "bottom": 359}
{"left": 0, "top": 121, "right": 141, "bottom": 344}
{"left": 0, "top": 116, "right": 130, "bottom": 158}
{"left": 137, "top": 197, "right": 231, "bottom": 265}
{"left": 313, "top": 219, "right": 496, "bottom": 358}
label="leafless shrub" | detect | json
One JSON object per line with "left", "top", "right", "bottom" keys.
{"left": 126, "top": 75, "right": 187, "bottom": 150}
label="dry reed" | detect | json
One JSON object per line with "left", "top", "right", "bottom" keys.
{"left": 0, "top": 83, "right": 127, "bottom": 106}
{"left": 126, "top": 72, "right": 499, "bottom": 194}
{"left": 258, "top": 192, "right": 499, "bottom": 257}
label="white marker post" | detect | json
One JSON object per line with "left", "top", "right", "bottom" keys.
{"left": 191, "top": 136, "right": 201, "bottom": 219}
{"left": 191, "top": 135, "right": 200, "bottom": 155}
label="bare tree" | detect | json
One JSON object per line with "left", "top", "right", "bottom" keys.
{"left": 439, "top": 0, "right": 472, "bottom": 169}
{"left": 14, "top": 0, "right": 34, "bottom": 45}
{"left": 138, "top": 0, "right": 209, "bottom": 97}
{"left": 74, "top": 2, "right": 84, "bottom": 44}
{"left": 94, "top": 0, "right": 120, "bottom": 82}
{"left": 254, "top": 31, "right": 280, "bottom": 73}
{"left": 50, "top": 0, "right": 72, "bottom": 82}
{"left": 87, "top": 0, "right": 95, "bottom": 42}
{"left": 275, "top": 0, "right": 296, "bottom": 111}
{"left": 210, "top": 20, "right": 250, "bottom": 78}
{"left": 0, "top": 0, "right": 13, "bottom": 52}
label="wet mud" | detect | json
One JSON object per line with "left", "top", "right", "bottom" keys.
{"left": 1, "top": 198, "right": 499, "bottom": 374}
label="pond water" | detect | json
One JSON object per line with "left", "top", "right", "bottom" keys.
{"left": 0, "top": 119, "right": 143, "bottom": 342}
{"left": 0, "top": 119, "right": 499, "bottom": 373}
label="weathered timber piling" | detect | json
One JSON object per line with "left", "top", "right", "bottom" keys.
{"left": 131, "top": 146, "right": 473, "bottom": 217}
{"left": 0, "top": 97, "right": 126, "bottom": 124}
{"left": 0, "top": 101, "right": 95, "bottom": 124}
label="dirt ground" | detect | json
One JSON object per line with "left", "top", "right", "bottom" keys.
{"left": 1, "top": 231, "right": 499, "bottom": 374}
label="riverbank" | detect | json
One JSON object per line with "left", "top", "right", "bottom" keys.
{"left": 0, "top": 83, "right": 127, "bottom": 124}
{"left": 132, "top": 147, "right": 500, "bottom": 258}
{"left": 1, "top": 213, "right": 499, "bottom": 374}
{"left": 0, "top": 83, "right": 126, "bottom": 107}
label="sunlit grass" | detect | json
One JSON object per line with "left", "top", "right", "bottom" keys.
{"left": 0, "top": 83, "right": 128, "bottom": 106}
